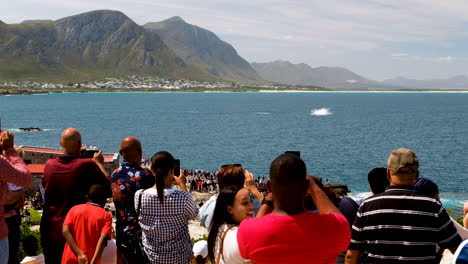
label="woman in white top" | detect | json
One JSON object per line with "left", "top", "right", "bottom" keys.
{"left": 207, "top": 184, "right": 254, "bottom": 264}
{"left": 135, "top": 151, "right": 198, "bottom": 264}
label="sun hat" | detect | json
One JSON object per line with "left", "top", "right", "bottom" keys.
{"left": 192, "top": 240, "right": 208, "bottom": 258}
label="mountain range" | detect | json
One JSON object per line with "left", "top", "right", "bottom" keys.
{"left": 251, "top": 60, "right": 381, "bottom": 89}
{"left": 0, "top": 10, "right": 215, "bottom": 81}
{"left": 251, "top": 60, "right": 468, "bottom": 90}
{"left": 0, "top": 9, "right": 466, "bottom": 90}
{"left": 382, "top": 75, "right": 468, "bottom": 89}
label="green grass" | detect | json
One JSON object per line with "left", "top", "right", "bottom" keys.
{"left": 22, "top": 208, "right": 42, "bottom": 223}
{"left": 29, "top": 209, "right": 42, "bottom": 222}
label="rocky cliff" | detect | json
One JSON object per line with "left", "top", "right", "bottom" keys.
{"left": 144, "top": 16, "right": 262, "bottom": 82}
{"left": 0, "top": 10, "right": 210, "bottom": 81}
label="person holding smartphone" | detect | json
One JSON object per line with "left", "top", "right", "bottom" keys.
{"left": 0, "top": 131, "right": 32, "bottom": 264}
{"left": 135, "top": 151, "right": 197, "bottom": 264}
{"left": 41, "top": 128, "right": 111, "bottom": 264}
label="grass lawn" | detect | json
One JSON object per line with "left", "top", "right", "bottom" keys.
{"left": 23, "top": 208, "right": 42, "bottom": 224}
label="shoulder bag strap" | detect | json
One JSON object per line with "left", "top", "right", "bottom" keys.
{"left": 215, "top": 225, "right": 234, "bottom": 264}
{"left": 136, "top": 189, "right": 145, "bottom": 218}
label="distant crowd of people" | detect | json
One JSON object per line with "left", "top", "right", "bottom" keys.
{"left": 1, "top": 128, "right": 468, "bottom": 264}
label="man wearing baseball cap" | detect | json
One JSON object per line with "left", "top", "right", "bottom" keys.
{"left": 346, "top": 148, "right": 461, "bottom": 264}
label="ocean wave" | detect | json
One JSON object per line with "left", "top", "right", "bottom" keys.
{"left": 255, "top": 112, "right": 271, "bottom": 115}
{"left": 310, "top": 108, "right": 332, "bottom": 116}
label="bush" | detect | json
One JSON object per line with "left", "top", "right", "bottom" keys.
{"left": 19, "top": 222, "right": 42, "bottom": 259}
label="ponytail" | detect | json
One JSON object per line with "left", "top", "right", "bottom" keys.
{"left": 151, "top": 151, "right": 174, "bottom": 204}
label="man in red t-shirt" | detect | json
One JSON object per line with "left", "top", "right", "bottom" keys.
{"left": 41, "top": 128, "right": 111, "bottom": 264}
{"left": 237, "top": 153, "right": 351, "bottom": 264}
{"left": 62, "top": 184, "right": 112, "bottom": 264}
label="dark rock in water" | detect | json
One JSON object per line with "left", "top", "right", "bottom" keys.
{"left": 19, "top": 127, "right": 43, "bottom": 132}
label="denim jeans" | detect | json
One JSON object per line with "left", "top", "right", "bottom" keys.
{"left": 6, "top": 213, "right": 21, "bottom": 264}
{"left": 0, "top": 237, "right": 9, "bottom": 264}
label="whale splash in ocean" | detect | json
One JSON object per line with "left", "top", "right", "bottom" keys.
{"left": 310, "top": 108, "right": 332, "bottom": 116}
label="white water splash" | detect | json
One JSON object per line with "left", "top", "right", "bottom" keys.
{"left": 310, "top": 108, "right": 332, "bottom": 116}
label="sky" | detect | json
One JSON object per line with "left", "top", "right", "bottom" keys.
{"left": 2, "top": 0, "right": 468, "bottom": 81}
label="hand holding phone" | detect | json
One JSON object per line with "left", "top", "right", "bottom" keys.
{"left": 174, "top": 159, "right": 180, "bottom": 176}
{"left": 81, "top": 149, "right": 99, "bottom": 158}
{"left": 92, "top": 150, "right": 104, "bottom": 164}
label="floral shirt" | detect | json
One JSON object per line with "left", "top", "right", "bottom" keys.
{"left": 110, "top": 160, "right": 154, "bottom": 238}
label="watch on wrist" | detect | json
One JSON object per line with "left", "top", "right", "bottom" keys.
{"left": 261, "top": 197, "right": 273, "bottom": 207}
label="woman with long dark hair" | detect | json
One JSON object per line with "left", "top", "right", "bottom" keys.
{"left": 207, "top": 185, "right": 254, "bottom": 264}
{"left": 135, "top": 151, "right": 198, "bottom": 264}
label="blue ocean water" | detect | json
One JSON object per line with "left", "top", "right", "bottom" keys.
{"left": 1, "top": 92, "right": 467, "bottom": 211}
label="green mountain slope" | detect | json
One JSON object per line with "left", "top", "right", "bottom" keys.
{"left": 0, "top": 10, "right": 212, "bottom": 81}
{"left": 144, "top": 17, "right": 262, "bottom": 83}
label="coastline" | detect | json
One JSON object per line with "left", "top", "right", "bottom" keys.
{"left": 3, "top": 88, "right": 468, "bottom": 95}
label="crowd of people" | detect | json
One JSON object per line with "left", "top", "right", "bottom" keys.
{"left": 1, "top": 128, "right": 468, "bottom": 264}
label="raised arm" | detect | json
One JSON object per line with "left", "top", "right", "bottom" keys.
{"left": 0, "top": 132, "right": 32, "bottom": 187}
{"left": 244, "top": 170, "right": 263, "bottom": 203}
{"left": 307, "top": 175, "right": 341, "bottom": 215}
{"left": 256, "top": 180, "right": 273, "bottom": 217}
{"left": 174, "top": 169, "right": 188, "bottom": 191}
{"left": 92, "top": 151, "right": 109, "bottom": 179}
{"left": 63, "top": 225, "right": 88, "bottom": 264}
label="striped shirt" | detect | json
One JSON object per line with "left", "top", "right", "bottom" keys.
{"left": 349, "top": 185, "right": 461, "bottom": 263}
{"left": 135, "top": 188, "right": 198, "bottom": 264}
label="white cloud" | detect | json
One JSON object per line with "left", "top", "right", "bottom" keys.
{"left": 425, "top": 56, "right": 458, "bottom": 63}
{"left": 391, "top": 53, "right": 459, "bottom": 63}
{"left": 392, "top": 53, "right": 410, "bottom": 58}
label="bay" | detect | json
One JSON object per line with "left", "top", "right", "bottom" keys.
{"left": 1, "top": 91, "right": 467, "bottom": 211}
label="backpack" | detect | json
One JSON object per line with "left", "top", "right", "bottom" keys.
{"left": 120, "top": 190, "right": 149, "bottom": 264}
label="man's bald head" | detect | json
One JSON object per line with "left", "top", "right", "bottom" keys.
{"left": 120, "top": 136, "right": 142, "bottom": 164}
{"left": 60, "top": 128, "right": 82, "bottom": 154}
